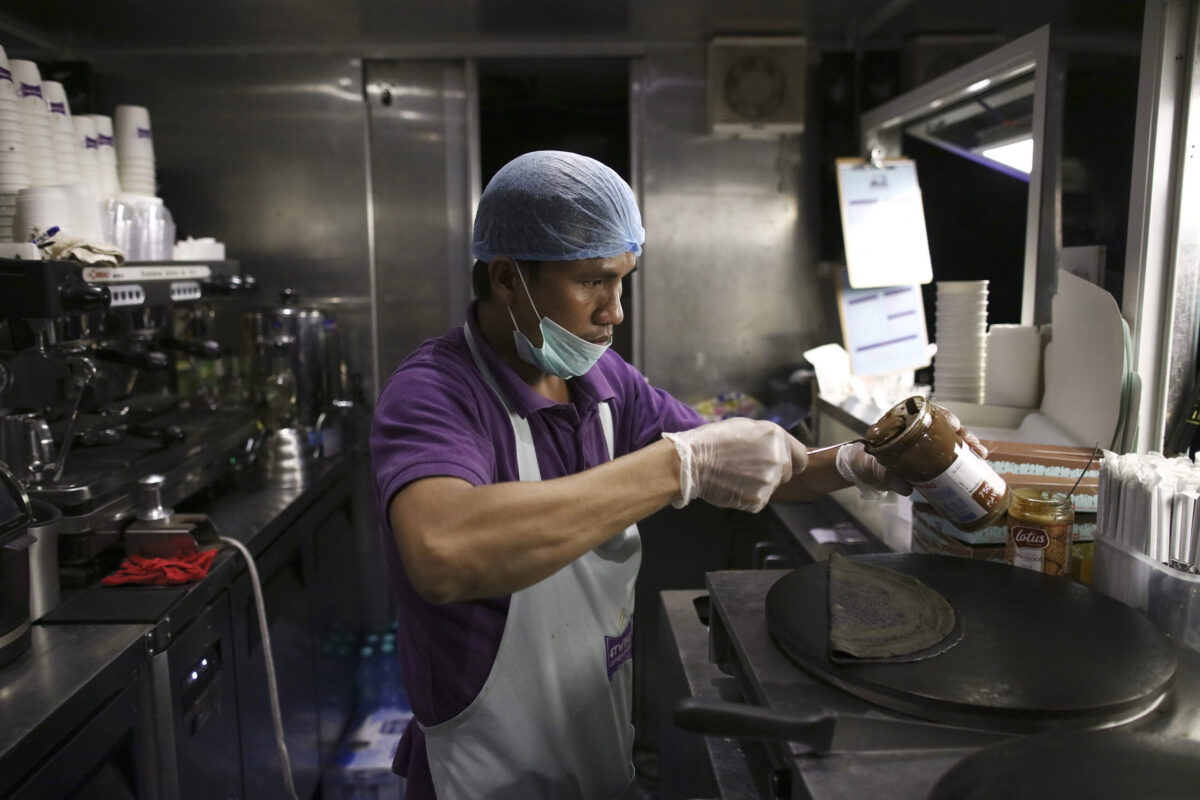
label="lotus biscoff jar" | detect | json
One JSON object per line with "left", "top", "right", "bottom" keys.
{"left": 1006, "top": 488, "right": 1074, "bottom": 576}
{"left": 863, "top": 396, "right": 1011, "bottom": 531}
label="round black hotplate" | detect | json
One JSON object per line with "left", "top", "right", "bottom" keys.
{"left": 766, "top": 554, "right": 1177, "bottom": 733}
{"left": 929, "top": 730, "right": 1200, "bottom": 799}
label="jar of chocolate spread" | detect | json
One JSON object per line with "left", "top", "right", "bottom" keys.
{"left": 863, "top": 396, "right": 1011, "bottom": 531}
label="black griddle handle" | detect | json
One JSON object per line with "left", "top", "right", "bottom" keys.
{"left": 673, "top": 697, "right": 836, "bottom": 752}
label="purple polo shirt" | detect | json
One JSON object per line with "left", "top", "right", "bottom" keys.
{"left": 369, "top": 302, "right": 703, "bottom": 797}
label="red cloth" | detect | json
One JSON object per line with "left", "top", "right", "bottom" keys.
{"left": 101, "top": 549, "right": 218, "bottom": 586}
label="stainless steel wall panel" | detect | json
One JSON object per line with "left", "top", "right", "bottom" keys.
{"left": 365, "top": 60, "right": 474, "bottom": 380}
{"left": 91, "top": 54, "right": 377, "bottom": 397}
{"left": 638, "top": 47, "right": 833, "bottom": 402}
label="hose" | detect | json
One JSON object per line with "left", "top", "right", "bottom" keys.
{"left": 219, "top": 535, "right": 299, "bottom": 800}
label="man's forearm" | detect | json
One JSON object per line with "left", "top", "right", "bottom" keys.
{"left": 390, "top": 439, "right": 682, "bottom": 603}
{"left": 771, "top": 445, "right": 853, "bottom": 503}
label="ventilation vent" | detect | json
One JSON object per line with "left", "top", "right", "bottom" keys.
{"left": 708, "top": 36, "right": 807, "bottom": 136}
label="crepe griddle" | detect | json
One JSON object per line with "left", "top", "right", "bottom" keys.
{"left": 929, "top": 730, "right": 1200, "bottom": 799}
{"left": 766, "top": 554, "right": 1177, "bottom": 733}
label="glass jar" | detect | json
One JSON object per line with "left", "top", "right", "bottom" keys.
{"left": 864, "top": 395, "right": 1011, "bottom": 531}
{"left": 1006, "top": 488, "right": 1074, "bottom": 576}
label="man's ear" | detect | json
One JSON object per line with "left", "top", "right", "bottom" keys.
{"left": 489, "top": 257, "right": 520, "bottom": 305}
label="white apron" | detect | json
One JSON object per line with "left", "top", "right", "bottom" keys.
{"left": 421, "top": 323, "right": 641, "bottom": 800}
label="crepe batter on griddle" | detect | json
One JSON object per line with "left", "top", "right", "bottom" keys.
{"left": 827, "top": 552, "right": 958, "bottom": 662}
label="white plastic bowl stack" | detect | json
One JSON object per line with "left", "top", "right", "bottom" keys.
{"left": 88, "top": 114, "right": 121, "bottom": 197}
{"left": 114, "top": 104, "right": 156, "bottom": 196}
{"left": 41, "top": 81, "right": 82, "bottom": 185}
{"left": 13, "top": 184, "right": 76, "bottom": 243}
{"left": 932, "top": 280, "right": 989, "bottom": 403}
{"left": 72, "top": 114, "right": 102, "bottom": 197}
{"left": 0, "top": 46, "right": 31, "bottom": 243}
{"left": 9, "top": 60, "right": 58, "bottom": 188}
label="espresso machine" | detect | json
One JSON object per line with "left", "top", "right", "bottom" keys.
{"left": 0, "top": 258, "right": 260, "bottom": 589}
{"left": 244, "top": 288, "right": 353, "bottom": 486}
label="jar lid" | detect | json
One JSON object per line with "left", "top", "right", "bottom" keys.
{"left": 863, "top": 395, "right": 932, "bottom": 455}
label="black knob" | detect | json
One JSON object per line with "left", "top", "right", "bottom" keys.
{"left": 59, "top": 275, "right": 111, "bottom": 313}
{"left": 241, "top": 274, "right": 258, "bottom": 293}
{"left": 201, "top": 274, "right": 243, "bottom": 296}
{"left": 280, "top": 288, "right": 298, "bottom": 305}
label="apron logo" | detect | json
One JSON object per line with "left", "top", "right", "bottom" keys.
{"left": 605, "top": 617, "right": 633, "bottom": 679}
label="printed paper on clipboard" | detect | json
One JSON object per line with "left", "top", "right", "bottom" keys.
{"left": 836, "top": 268, "right": 930, "bottom": 376}
{"left": 836, "top": 157, "right": 933, "bottom": 288}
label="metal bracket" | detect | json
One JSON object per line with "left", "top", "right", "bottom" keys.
{"left": 145, "top": 617, "right": 172, "bottom": 655}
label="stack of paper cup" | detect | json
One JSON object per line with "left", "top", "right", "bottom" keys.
{"left": 114, "top": 105, "right": 156, "bottom": 195}
{"left": 932, "top": 280, "right": 989, "bottom": 403}
{"left": 88, "top": 114, "right": 121, "bottom": 197}
{"left": 41, "top": 81, "right": 81, "bottom": 184}
{"left": 72, "top": 114, "right": 102, "bottom": 197}
{"left": 10, "top": 60, "right": 57, "bottom": 187}
{"left": 0, "top": 46, "right": 31, "bottom": 243}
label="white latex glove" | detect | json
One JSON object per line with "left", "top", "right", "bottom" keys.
{"left": 662, "top": 418, "right": 809, "bottom": 513}
{"left": 834, "top": 403, "right": 989, "bottom": 497}
{"left": 939, "top": 406, "right": 988, "bottom": 459}
{"left": 835, "top": 442, "right": 912, "bottom": 498}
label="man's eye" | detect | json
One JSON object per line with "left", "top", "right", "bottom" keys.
{"left": 583, "top": 279, "right": 603, "bottom": 288}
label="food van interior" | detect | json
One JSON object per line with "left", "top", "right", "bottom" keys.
{"left": 0, "top": 2, "right": 1183, "bottom": 799}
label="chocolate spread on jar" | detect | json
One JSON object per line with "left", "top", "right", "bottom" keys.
{"left": 864, "top": 396, "right": 1011, "bottom": 531}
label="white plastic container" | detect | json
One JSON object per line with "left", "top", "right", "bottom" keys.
{"left": 1092, "top": 533, "right": 1200, "bottom": 654}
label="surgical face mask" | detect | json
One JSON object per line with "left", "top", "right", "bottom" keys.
{"left": 508, "top": 264, "right": 611, "bottom": 379}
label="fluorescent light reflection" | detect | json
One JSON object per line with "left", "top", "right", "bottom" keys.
{"left": 980, "top": 137, "right": 1034, "bottom": 174}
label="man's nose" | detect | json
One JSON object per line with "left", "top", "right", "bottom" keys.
{"left": 597, "top": 285, "right": 624, "bottom": 325}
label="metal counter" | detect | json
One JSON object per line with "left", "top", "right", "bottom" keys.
{"left": 0, "top": 449, "right": 362, "bottom": 799}
{"left": 39, "top": 452, "right": 356, "bottom": 632}
{"left": 0, "top": 623, "right": 151, "bottom": 797}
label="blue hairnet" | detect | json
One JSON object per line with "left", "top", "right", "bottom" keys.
{"left": 471, "top": 151, "right": 645, "bottom": 263}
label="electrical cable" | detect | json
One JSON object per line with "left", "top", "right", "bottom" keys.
{"left": 219, "top": 535, "right": 299, "bottom": 800}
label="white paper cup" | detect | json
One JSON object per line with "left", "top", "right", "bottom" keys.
{"left": 114, "top": 104, "right": 154, "bottom": 162}
{"left": 0, "top": 47, "right": 16, "bottom": 102}
{"left": 9, "top": 60, "right": 47, "bottom": 117}
{"left": 41, "top": 81, "right": 73, "bottom": 132}
{"left": 64, "top": 182, "right": 102, "bottom": 239}
{"left": 88, "top": 114, "right": 116, "bottom": 159}
{"left": 936, "top": 280, "right": 990, "bottom": 294}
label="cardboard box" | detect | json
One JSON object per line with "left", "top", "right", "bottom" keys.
{"left": 322, "top": 707, "right": 413, "bottom": 800}
{"left": 981, "top": 440, "right": 1101, "bottom": 513}
{"left": 911, "top": 501, "right": 1096, "bottom": 546}
{"left": 911, "top": 506, "right": 1006, "bottom": 561}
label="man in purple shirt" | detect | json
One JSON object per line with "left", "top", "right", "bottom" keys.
{"left": 370, "top": 151, "right": 915, "bottom": 799}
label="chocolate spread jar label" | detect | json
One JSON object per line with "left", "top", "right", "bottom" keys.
{"left": 913, "top": 441, "right": 1007, "bottom": 524}
{"left": 1006, "top": 522, "right": 1071, "bottom": 575}
{"left": 1009, "top": 526, "right": 1049, "bottom": 572}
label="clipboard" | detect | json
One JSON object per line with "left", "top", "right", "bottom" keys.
{"left": 836, "top": 156, "right": 933, "bottom": 289}
{"left": 835, "top": 267, "right": 930, "bottom": 376}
